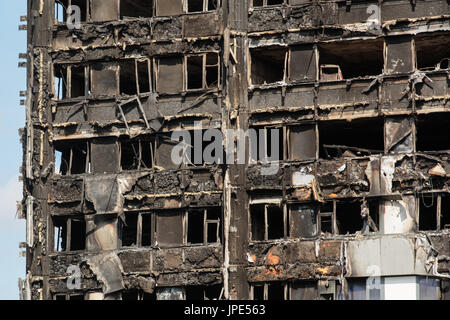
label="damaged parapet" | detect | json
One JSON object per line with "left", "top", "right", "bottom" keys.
{"left": 20, "top": 0, "right": 450, "bottom": 300}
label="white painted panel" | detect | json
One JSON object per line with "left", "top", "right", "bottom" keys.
{"left": 384, "top": 276, "right": 417, "bottom": 300}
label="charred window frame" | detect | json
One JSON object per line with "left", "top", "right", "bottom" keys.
{"left": 120, "top": 137, "right": 156, "bottom": 171}
{"left": 120, "top": 0, "right": 154, "bottom": 19}
{"left": 415, "top": 113, "right": 450, "bottom": 152}
{"left": 155, "top": 0, "right": 220, "bottom": 16}
{"left": 251, "top": 281, "right": 338, "bottom": 300}
{"left": 249, "top": 203, "right": 287, "bottom": 241}
{"left": 53, "top": 293, "right": 85, "bottom": 300}
{"left": 119, "top": 212, "right": 154, "bottom": 247}
{"left": 287, "top": 124, "right": 318, "bottom": 161}
{"left": 251, "top": 0, "right": 286, "bottom": 8}
{"left": 414, "top": 33, "right": 450, "bottom": 71}
{"left": 186, "top": 0, "right": 220, "bottom": 12}
{"left": 335, "top": 200, "right": 365, "bottom": 235}
{"left": 54, "top": 0, "right": 89, "bottom": 25}
{"left": 54, "top": 140, "right": 91, "bottom": 175}
{"left": 185, "top": 53, "right": 220, "bottom": 91}
{"left": 319, "top": 118, "right": 384, "bottom": 160}
{"left": 288, "top": 45, "right": 318, "bottom": 83}
{"left": 318, "top": 200, "right": 378, "bottom": 236}
{"left": 318, "top": 39, "right": 384, "bottom": 80}
{"left": 250, "top": 282, "right": 288, "bottom": 300}
{"left": 249, "top": 126, "right": 286, "bottom": 163}
{"left": 318, "top": 201, "right": 337, "bottom": 235}
{"left": 54, "top": 1, "right": 68, "bottom": 24}
{"left": 119, "top": 58, "right": 153, "bottom": 96}
{"left": 418, "top": 193, "right": 449, "bottom": 231}
{"left": 154, "top": 207, "right": 222, "bottom": 248}
{"left": 52, "top": 216, "right": 86, "bottom": 253}
{"left": 186, "top": 207, "right": 222, "bottom": 245}
{"left": 53, "top": 64, "right": 90, "bottom": 100}
{"left": 250, "top": 46, "right": 288, "bottom": 86}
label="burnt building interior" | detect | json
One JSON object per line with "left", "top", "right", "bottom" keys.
{"left": 18, "top": 0, "right": 450, "bottom": 300}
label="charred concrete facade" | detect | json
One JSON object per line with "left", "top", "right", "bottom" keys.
{"left": 18, "top": 0, "right": 450, "bottom": 300}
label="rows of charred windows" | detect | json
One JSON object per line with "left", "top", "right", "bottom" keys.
{"left": 53, "top": 53, "right": 220, "bottom": 100}
{"left": 250, "top": 34, "right": 450, "bottom": 85}
{"left": 249, "top": 194, "right": 450, "bottom": 242}
{"left": 53, "top": 113, "right": 450, "bottom": 176}
{"left": 51, "top": 192, "right": 449, "bottom": 253}
{"left": 52, "top": 34, "right": 450, "bottom": 100}
{"left": 54, "top": 0, "right": 220, "bottom": 23}
{"left": 52, "top": 207, "right": 222, "bottom": 253}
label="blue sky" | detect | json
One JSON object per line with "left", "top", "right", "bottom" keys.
{"left": 0, "top": 1, "right": 27, "bottom": 299}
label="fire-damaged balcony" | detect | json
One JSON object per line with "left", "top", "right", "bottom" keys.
{"left": 50, "top": 49, "right": 222, "bottom": 138}
{"left": 247, "top": 0, "right": 450, "bottom": 34}
{"left": 52, "top": 0, "right": 223, "bottom": 49}
{"left": 246, "top": 233, "right": 449, "bottom": 300}
{"left": 248, "top": 32, "right": 450, "bottom": 120}
{"left": 44, "top": 168, "right": 224, "bottom": 299}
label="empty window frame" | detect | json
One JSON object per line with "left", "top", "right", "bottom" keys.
{"left": 155, "top": 207, "right": 222, "bottom": 247}
{"left": 120, "top": 0, "right": 154, "bottom": 19}
{"left": 318, "top": 39, "right": 384, "bottom": 80}
{"left": 119, "top": 212, "right": 153, "bottom": 247}
{"left": 54, "top": 64, "right": 89, "bottom": 99}
{"left": 415, "top": 34, "right": 450, "bottom": 71}
{"left": 185, "top": 285, "right": 223, "bottom": 300}
{"left": 187, "top": 207, "right": 222, "bottom": 245}
{"left": 416, "top": 113, "right": 450, "bottom": 152}
{"left": 120, "top": 137, "right": 155, "bottom": 171}
{"left": 187, "top": 0, "right": 219, "bottom": 12}
{"left": 250, "top": 204, "right": 286, "bottom": 241}
{"left": 55, "top": 1, "right": 67, "bottom": 24}
{"left": 54, "top": 140, "right": 90, "bottom": 175}
{"left": 419, "top": 194, "right": 449, "bottom": 231}
{"left": 250, "top": 46, "right": 287, "bottom": 85}
{"left": 319, "top": 118, "right": 384, "bottom": 159}
{"left": 250, "top": 282, "right": 287, "bottom": 300}
{"left": 119, "top": 59, "right": 152, "bottom": 95}
{"left": 249, "top": 126, "right": 285, "bottom": 163}
{"left": 251, "top": 0, "right": 285, "bottom": 7}
{"left": 53, "top": 216, "right": 86, "bottom": 252}
{"left": 318, "top": 201, "right": 336, "bottom": 235}
{"left": 186, "top": 53, "right": 220, "bottom": 91}
{"left": 55, "top": 0, "right": 88, "bottom": 24}
{"left": 319, "top": 200, "right": 378, "bottom": 235}
{"left": 335, "top": 200, "right": 364, "bottom": 235}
